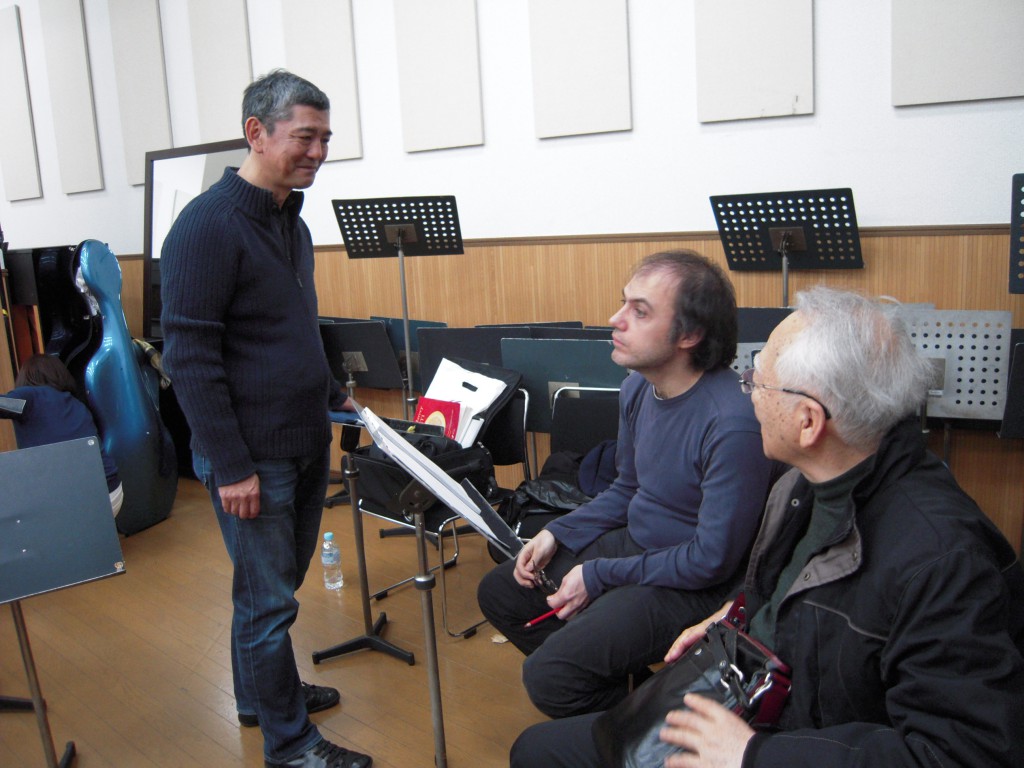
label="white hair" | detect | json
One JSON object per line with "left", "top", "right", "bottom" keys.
{"left": 773, "top": 286, "right": 933, "bottom": 450}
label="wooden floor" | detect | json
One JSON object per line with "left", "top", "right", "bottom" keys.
{"left": 0, "top": 477, "right": 545, "bottom": 767}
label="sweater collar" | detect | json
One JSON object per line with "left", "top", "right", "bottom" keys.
{"left": 218, "top": 167, "right": 305, "bottom": 220}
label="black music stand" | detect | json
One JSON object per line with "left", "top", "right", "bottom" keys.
{"left": 2, "top": 437, "right": 127, "bottom": 768}
{"left": 999, "top": 342, "right": 1024, "bottom": 439}
{"left": 320, "top": 321, "right": 402, "bottom": 508}
{"left": 710, "top": 188, "right": 864, "bottom": 307}
{"left": 417, "top": 326, "right": 531, "bottom": 392}
{"left": 370, "top": 316, "right": 448, "bottom": 393}
{"left": 319, "top": 321, "right": 404, "bottom": 396}
{"left": 333, "top": 196, "right": 464, "bottom": 419}
{"left": 1009, "top": 174, "right": 1024, "bottom": 294}
{"left": 737, "top": 307, "right": 793, "bottom": 343}
{"left": 530, "top": 327, "right": 612, "bottom": 341}
{"left": 500, "top": 338, "right": 627, "bottom": 433}
{"left": 476, "top": 321, "right": 583, "bottom": 329}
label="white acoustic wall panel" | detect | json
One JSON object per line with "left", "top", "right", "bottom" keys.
{"left": 528, "top": 0, "right": 632, "bottom": 139}
{"left": 282, "top": 0, "right": 362, "bottom": 160}
{"left": 108, "top": 0, "right": 172, "bottom": 185}
{"left": 695, "top": 0, "right": 813, "bottom": 124}
{"left": 892, "top": 0, "right": 1024, "bottom": 106}
{"left": 0, "top": 6, "right": 41, "bottom": 201}
{"left": 38, "top": 0, "right": 104, "bottom": 193}
{"left": 393, "top": 0, "right": 483, "bottom": 153}
{"left": 187, "top": 0, "right": 252, "bottom": 143}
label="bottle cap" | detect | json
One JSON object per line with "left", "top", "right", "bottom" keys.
{"left": 324, "top": 531, "right": 334, "bottom": 541}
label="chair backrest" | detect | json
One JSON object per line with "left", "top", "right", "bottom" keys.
{"left": 550, "top": 387, "right": 620, "bottom": 455}
{"left": 478, "top": 387, "right": 531, "bottom": 480}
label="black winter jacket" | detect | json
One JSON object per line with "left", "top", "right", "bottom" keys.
{"left": 741, "top": 419, "right": 1024, "bottom": 768}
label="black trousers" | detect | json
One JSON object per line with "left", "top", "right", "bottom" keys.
{"left": 477, "top": 527, "right": 732, "bottom": 718}
{"left": 511, "top": 712, "right": 603, "bottom": 768}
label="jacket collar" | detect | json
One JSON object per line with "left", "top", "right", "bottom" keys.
{"left": 746, "top": 418, "right": 926, "bottom": 609}
{"left": 850, "top": 418, "right": 926, "bottom": 505}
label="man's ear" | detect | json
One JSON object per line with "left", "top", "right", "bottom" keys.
{"left": 796, "top": 401, "right": 829, "bottom": 449}
{"left": 243, "top": 117, "right": 265, "bottom": 152}
{"left": 676, "top": 329, "right": 704, "bottom": 353}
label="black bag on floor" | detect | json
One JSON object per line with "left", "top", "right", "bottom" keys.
{"left": 344, "top": 431, "right": 495, "bottom": 520}
{"left": 487, "top": 441, "right": 618, "bottom": 563}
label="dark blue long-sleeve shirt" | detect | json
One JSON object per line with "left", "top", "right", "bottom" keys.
{"left": 546, "top": 368, "right": 776, "bottom": 598}
{"left": 2, "top": 385, "right": 121, "bottom": 491}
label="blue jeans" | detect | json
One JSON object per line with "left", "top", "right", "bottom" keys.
{"left": 193, "top": 446, "right": 330, "bottom": 763}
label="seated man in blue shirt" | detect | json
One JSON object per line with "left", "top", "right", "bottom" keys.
{"left": 478, "top": 249, "right": 780, "bottom": 718}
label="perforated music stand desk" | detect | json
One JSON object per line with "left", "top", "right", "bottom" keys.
{"left": 500, "top": 338, "right": 628, "bottom": 433}
{"left": 1, "top": 437, "right": 126, "bottom": 768}
{"left": 333, "top": 196, "right": 464, "bottom": 418}
{"left": 710, "top": 188, "right": 864, "bottom": 306}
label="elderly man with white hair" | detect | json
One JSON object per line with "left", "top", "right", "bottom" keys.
{"left": 511, "top": 286, "right": 1024, "bottom": 768}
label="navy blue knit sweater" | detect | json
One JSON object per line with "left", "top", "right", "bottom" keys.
{"left": 160, "top": 169, "right": 345, "bottom": 486}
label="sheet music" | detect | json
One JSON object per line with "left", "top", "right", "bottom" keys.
{"left": 358, "top": 406, "right": 522, "bottom": 558}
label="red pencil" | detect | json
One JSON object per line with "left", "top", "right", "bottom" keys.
{"left": 524, "top": 608, "right": 560, "bottom": 628}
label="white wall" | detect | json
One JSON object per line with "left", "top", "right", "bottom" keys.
{"left": 0, "top": 0, "right": 1021, "bottom": 257}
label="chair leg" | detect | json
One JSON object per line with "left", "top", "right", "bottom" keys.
{"left": 436, "top": 520, "right": 488, "bottom": 639}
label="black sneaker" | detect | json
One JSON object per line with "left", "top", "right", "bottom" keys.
{"left": 301, "top": 682, "right": 341, "bottom": 714}
{"left": 265, "top": 738, "right": 372, "bottom": 768}
{"left": 238, "top": 682, "right": 341, "bottom": 727}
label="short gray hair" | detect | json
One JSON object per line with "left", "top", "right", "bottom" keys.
{"left": 773, "top": 286, "right": 932, "bottom": 449}
{"left": 242, "top": 69, "right": 329, "bottom": 135}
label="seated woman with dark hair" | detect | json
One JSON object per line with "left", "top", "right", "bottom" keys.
{"left": 2, "top": 354, "right": 123, "bottom": 516}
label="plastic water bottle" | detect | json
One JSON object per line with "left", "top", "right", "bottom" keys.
{"left": 321, "top": 532, "right": 343, "bottom": 589}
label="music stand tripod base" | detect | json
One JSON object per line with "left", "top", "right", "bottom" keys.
{"left": 311, "top": 467, "right": 414, "bottom": 666}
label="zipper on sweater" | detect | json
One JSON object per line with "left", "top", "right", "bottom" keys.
{"left": 275, "top": 207, "right": 302, "bottom": 287}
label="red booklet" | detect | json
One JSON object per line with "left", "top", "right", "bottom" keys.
{"left": 413, "top": 397, "right": 461, "bottom": 440}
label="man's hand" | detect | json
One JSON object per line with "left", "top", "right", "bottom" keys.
{"left": 219, "top": 474, "right": 260, "bottom": 519}
{"left": 661, "top": 694, "right": 754, "bottom": 768}
{"left": 665, "top": 601, "right": 733, "bottom": 663}
{"left": 545, "top": 564, "right": 590, "bottom": 620}
{"left": 513, "top": 529, "right": 558, "bottom": 588}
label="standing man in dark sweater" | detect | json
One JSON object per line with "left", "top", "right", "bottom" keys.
{"left": 161, "top": 70, "right": 370, "bottom": 768}
{"left": 478, "top": 251, "right": 779, "bottom": 719}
